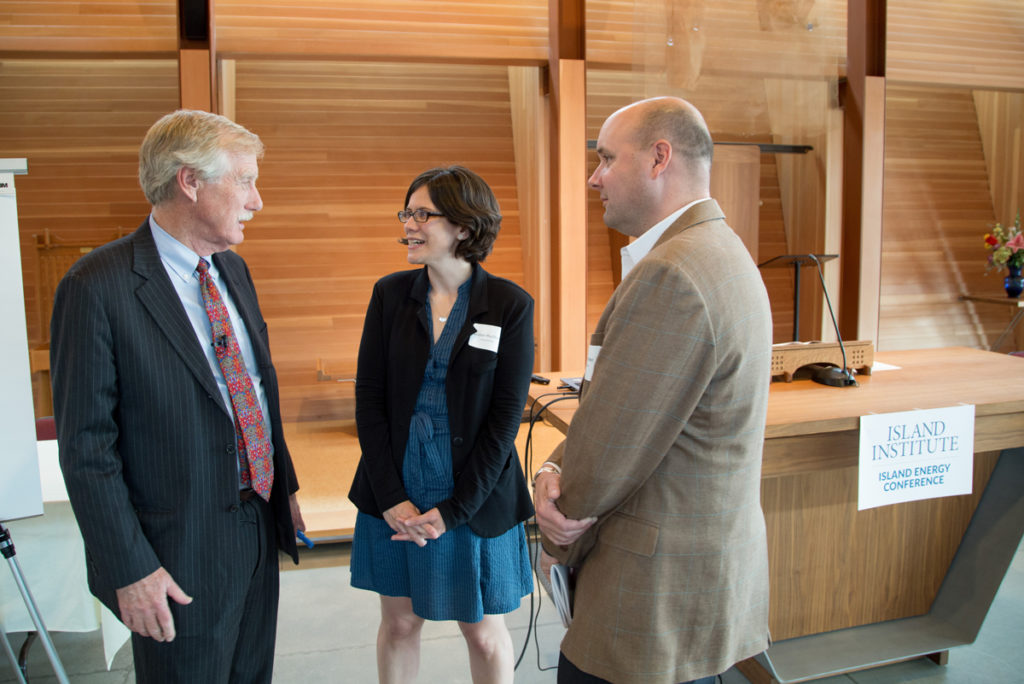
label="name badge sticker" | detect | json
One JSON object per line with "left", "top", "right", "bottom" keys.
{"left": 469, "top": 323, "right": 501, "bottom": 353}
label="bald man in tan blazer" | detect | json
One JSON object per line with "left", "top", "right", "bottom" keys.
{"left": 534, "top": 97, "right": 773, "bottom": 684}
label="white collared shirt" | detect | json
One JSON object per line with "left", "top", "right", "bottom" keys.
{"left": 620, "top": 198, "right": 712, "bottom": 280}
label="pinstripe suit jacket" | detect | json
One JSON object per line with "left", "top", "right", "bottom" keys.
{"left": 543, "top": 200, "right": 772, "bottom": 683}
{"left": 50, "top": 219, "right": 300, "bottom": 622}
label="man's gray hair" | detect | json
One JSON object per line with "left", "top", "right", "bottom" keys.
{"left": 139, "top": 110, "right": 264, "bottom": 205}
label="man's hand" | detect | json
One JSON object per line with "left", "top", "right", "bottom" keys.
{"left": 533, "top": 471, "right": 596, "bottom": 546}
{"left": 289, "top": 493, "right": 306, "bottom": 534}
{"left": 392, "top": 507, "right": 446, "bottom": 544}
{"left": 115, "top": 567, "right": 192, "bottom": 642}
{"left": 383, "top": 500, "right": 430, "bottom": 547}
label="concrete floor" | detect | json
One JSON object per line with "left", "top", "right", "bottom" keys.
{"left": 3, "top": 540, "right": 1021, "bottom": 683}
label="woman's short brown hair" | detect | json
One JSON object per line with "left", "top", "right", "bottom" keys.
{"left": 404, "top": 166, "right": 502, "bottom": 263}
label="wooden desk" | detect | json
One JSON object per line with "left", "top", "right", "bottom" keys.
{"left": 528, "top": 348, "right": 1024, "bottom": 683}
{"left": 960, "top": 294, "right": 1024, "bottom": 351}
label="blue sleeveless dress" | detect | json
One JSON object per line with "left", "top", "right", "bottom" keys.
{"left": 350, "top": 280, "right": 533, "bottom": 622}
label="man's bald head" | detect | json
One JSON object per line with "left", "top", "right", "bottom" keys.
{"left": 589, "top": 97, "right": 714, "bottom": 236}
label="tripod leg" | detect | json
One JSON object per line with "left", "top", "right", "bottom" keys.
{"left": 1, "top": 524, "right": 70, "bottom": 684}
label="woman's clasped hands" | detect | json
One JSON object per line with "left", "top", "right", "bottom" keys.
{"left": 383, "top": 500, "right": 448, "bottom": 547}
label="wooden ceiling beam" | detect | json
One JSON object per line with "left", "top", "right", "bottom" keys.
{"left": 547, "top": 0, "right": 588, "bottom": 371}
{"left": 178, "top": 0, "right": 216, "bottom": 112}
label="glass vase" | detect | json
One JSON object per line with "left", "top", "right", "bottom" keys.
{"left": 1005, "top": 264, "right": 1024, "bottom": 298}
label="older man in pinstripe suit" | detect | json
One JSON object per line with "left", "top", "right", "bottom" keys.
{"left": 50, "top": 110, "right": 304, "bottom": 683}
{"left": 534, "top": 97, "right": 773, "bottom": 684}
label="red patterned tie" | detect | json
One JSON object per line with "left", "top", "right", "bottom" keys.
{"left": 196, "top": 258, "right": 274, "bottom": 501}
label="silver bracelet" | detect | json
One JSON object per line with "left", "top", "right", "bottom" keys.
{"left": 532, "top": 462, "right": 561, "bottom": 486}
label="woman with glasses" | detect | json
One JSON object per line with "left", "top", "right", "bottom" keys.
{"left": 348, "top": 166, "right": 535, "bottom": 683}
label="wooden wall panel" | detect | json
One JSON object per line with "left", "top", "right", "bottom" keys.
{"left": 586, "top": 0, "right": 847, "bottom": 79}
{"left": 974, "top": 90, "right": 1023, "bottom": 229}
{"left": 0, "top": 0, "right": 177, "bottom": 54}
{"left": 758, "top": 152, "right": 795, "bottom": 343}
{"left": 878, "top": 84, "right": 1008, "bottom": 351}
{"left": 0, "top": 59, "right": 179, "bottom": 345}
{"left": 766, "top": 79, "right": 836, "bottom": 342}
{"left": 230, "top": 60, "right": 525, "bottom": 422}
{"left": 887, "top": 0, "right": 1024, "bottom": 91}
{"left": 586, "top": 0, "right": 1024, "bottom": 92}
{"left": 508, "top": 66, "right": 551, "bottom": 370}
{"left": 214, "top": 0, "right": 547, "bottom": 64}
{"left": 5, "top": 0, "right": 1019, "bottom": 99}
{"left": 710, "top": 144, "right": 760, "bottom": 263}
{"left": 583, "top": 72, "right": 639, "bottom": 334}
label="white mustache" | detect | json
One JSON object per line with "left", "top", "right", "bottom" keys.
{"left": 239, "top": 213, "right": 254, "bottom": 222}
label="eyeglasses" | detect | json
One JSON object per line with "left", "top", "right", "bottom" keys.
{"left": 398, "top": 209, "right": 445, "bottom": 224}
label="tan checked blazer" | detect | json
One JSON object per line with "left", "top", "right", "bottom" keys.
{"left": 544, "top": 200, "right": 772, "bottom": 683}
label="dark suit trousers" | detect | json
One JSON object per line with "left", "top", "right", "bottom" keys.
{"left": 558, "top": 651, "right": 718, "bottom": 684}
{"left": 132, "top": 497, "right": 279, "bottom": 683}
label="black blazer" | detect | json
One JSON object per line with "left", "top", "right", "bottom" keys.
{"left": 50, "top": 220, "right": 299, "bottom": 617}
{"left": 348, "top": 263, "right": 535, "bottom": 537}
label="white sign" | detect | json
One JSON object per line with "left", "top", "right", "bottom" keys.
{"left": 0, "top": 164, "right": 44, "bottom": 522}
{"left": 858, "top": 404, "right": 975, "bottom": 511}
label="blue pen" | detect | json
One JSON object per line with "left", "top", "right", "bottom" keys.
{"left": 296, "top": 530, "right": 314, "bottom": 549}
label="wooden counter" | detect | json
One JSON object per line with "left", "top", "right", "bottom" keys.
{"left": 528, "top": 347, "right": 1024, "bottom": 682}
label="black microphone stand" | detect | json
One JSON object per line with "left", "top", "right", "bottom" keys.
{"left": 0, "top": 522, "right": 70, "bottom": 684}
{"left": 806, "top": 254, "right": 858, "bottom": 387}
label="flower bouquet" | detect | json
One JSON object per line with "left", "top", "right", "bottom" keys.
{"left": 985, "top": 214, "right": 1024, "bottom": 297}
